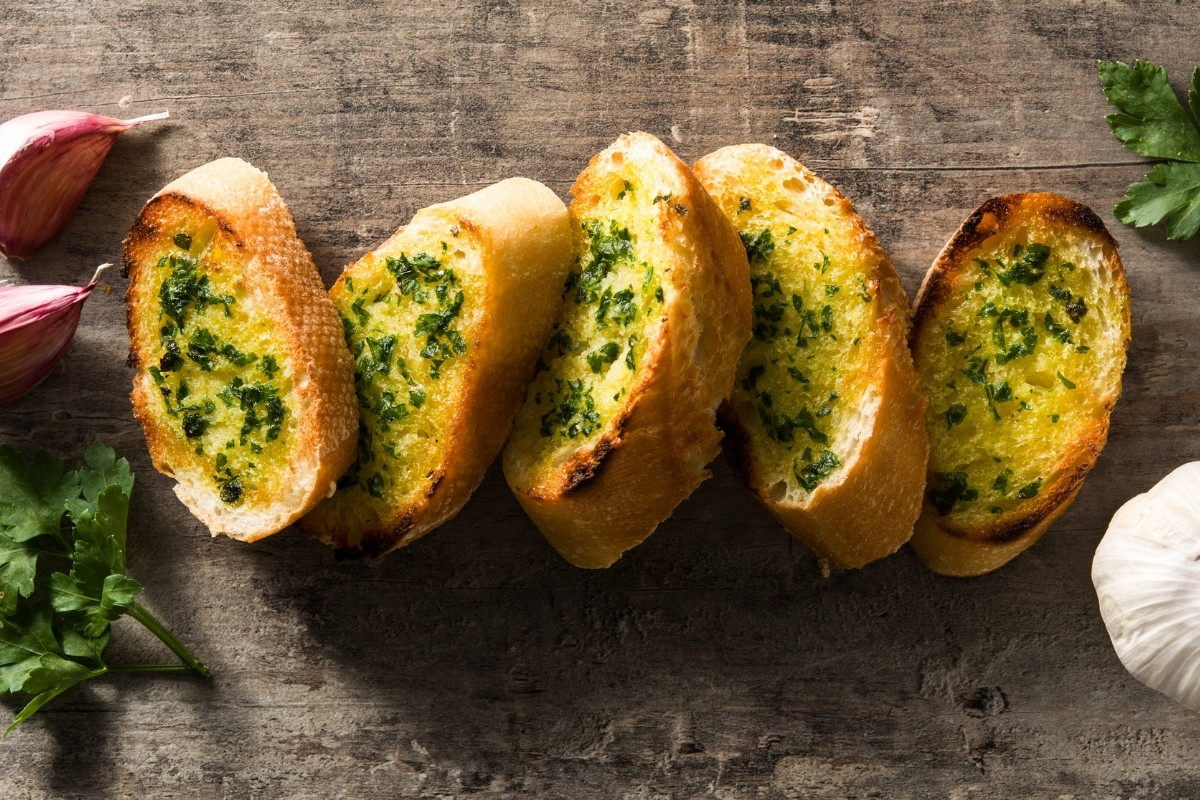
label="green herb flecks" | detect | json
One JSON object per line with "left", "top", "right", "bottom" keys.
{"left": 929, "top": 471, "right": 978, "bottom": 516}
{"left": 384, "top": 251, "right": 468, "bottom": 379}
{"left": 945, "top": 403, "right": 967, "bottom": 429}
{"left": 980, "top": 243, "right": 1050, "bottom": 287}
{"left": 157, "top": 252, "right": 234, "bottom": 329}
{"left": 756, "top": 392, "right": 829, "bottom": 446}
{"left": 539, "top": 378, "right": 601, "bottom": 439}
{"left": 990, "top": 306, "right": 1038, "bottom": 365}
{"left": 739, "top": 229, "right": 775, "bottom": 266}
{"left": 587, "top": 342, "right": 622, "bottom": 373}
{"left": 794, "top": 449, "right": 840, "bottom": 492}
{"left": 1017, "top": 478, "right": 1043, "bottom": 499}
{"left": 962, "top": 355, "right": 1013, "bottom": 421}
{"left": 0, "top": 444, "right": 209, "bottom": 735}
{"left": 570, "top": 221, "right": 635, "bottom": 304}
{"left": 1044, "top": 312, "right": 1073, "bottom": 344}
{"left": 218, "top": 377, "right": 286, "bottom": 445}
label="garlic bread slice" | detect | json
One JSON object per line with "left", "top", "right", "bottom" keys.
{"left": 503, "top": 132, "right": 751, "bottom": 568}
{"left": 124, "top": 157, "right": 357, "bottom": 541}
{"left": 298, "top": 178, "right": 572, "bottom": 556}
{"left": 910, "top": 193, "right": 1130, "bottom": 576}
{"left": 694, "top": 144, "right": 927, "bottom": 569}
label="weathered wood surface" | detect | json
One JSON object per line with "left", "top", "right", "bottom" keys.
{"left": 4, "top": 1, "right": 1200, "bottom": 797}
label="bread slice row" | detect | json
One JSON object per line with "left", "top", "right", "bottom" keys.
{"left": 125, "top": 149, "right": 1129, "bottom": 577}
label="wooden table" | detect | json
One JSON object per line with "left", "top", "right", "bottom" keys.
{"left": 4, "top": 1, "right": 1199, "bottom": 797}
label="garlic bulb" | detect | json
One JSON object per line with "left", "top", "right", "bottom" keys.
{"left": 0, "top": 264, "right": 108, "bottom": 405}
{"left": 0, "top": 110, "right": 168, "bottom": 259}
{"left": 1093, "top": 462, "right": 1200, "bottom": 712}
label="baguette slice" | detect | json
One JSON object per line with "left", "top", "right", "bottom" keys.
{"left": 124, "top": 157, "right": 358, "bottom": 541}
{"left": 693, "top": 144, "right": 928, "bottom": 569}
{"left": 502, "top": 132, "right": 751, "bottom": 568}
{"left": 297, "top": 178, "right": 572, "bottom": 557}
{"left": 910, "top": 193, "right": 1130, "bottom": 576}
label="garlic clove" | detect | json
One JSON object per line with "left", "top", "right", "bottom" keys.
{"left": 0, "top": 264, "right": 108, "bottom": 405}
{"left": 1093, "top": 462, "right": 1200, "bottom": 712}
{"left": 0, "top": 110, "right": 168, "bottom": 259}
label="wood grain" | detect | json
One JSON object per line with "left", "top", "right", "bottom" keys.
{"left": 4, "top": 1, "right": 1200, "bottom": 797}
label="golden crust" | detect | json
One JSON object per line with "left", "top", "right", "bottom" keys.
{"left": 909, "top": 192, "right": 1130, "bottom": 576}
{"left": 694, "top": 144, "right": 928, "bottom": 569}
{"left": 124, "top": 157, "right": 358, "bottom": 541}
{"left": 298, "top": 178, "right": 574, "bottom": 557}
{"left": 503, "top": 132, "right": 752, "bottom": 568}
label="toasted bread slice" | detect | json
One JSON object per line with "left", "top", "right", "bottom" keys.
{"left": 693, "top": 144, "right": 928, "bottom": 569}
{"left": 297, "top": 178, "right": 572, "bottom": 556}
{"left": 502, "top": 132, "right": 751, "bottom": 568}
{"left": 910, "top": 193, "right": 1130, "bottom": 576}
{"left": 124, "top": 157, "right": 357, "bottom": 541}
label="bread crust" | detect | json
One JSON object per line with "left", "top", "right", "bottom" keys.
{"left": 503, "top": 132, "right": 752, "bottom": 568}
{"left": 694, "top": 144, "right": 928, "bottom": 569}
{"left": 124, "top": 157, "right": 358, "bottom": 541}
{"left": 298, "top": 178, "right": 573, "bottom": 557}
{"left": 909, "top": 192, "right": 1130, "bottom": 576}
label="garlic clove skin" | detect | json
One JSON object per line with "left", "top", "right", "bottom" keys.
{"left": 1093, "top": 462, "right": 1200, "bottom": 712}
{"left": 0, "top": 110, "right": 168, "bottom": 259}
{"left": 0, "top": 264, "right": 108, "bottom": 405}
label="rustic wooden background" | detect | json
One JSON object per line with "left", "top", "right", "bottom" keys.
{"left": 4, "top": 1, "right": 1200, "bottom": 797}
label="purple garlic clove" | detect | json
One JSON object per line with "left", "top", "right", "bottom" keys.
{"left": 0, "top": 264, "right": 109, "bottom": 405}
{"left": 0, "top": 110, "right": 168, "bottom": 259}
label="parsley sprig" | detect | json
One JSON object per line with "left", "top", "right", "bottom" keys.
{"left": 0, "top": 443, "right": 208, "bottom": 735}
{"left": 1099, "top": 59, "right": 1200, "bottom": 239}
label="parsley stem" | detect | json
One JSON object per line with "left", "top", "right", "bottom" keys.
{"left": 126, "top": 601, "right": 211, "bottom": 679}
{"left": 107, "top": 664, "right": 194, "bottom": 673}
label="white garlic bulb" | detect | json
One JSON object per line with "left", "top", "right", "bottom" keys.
{"left": 1093, "top": 462, "right": 1200, "bottom": 712}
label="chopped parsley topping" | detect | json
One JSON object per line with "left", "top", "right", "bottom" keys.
{"left": 930, "top": 471, "right": 978, "bottom": 516}
{"left": 1044, "top": 312, "right": 1072, "bottom": 344}
{"left": 587, "top": 342, "right": 622, "bottom": 373}
{"left": 534, "top": 218, "right": 661, "bottom": 440}
{"left": 384, "top": 251, "right": 467, "bottom": 379}
{"left": 157, "top": 252, "right": 234, "bottom": 328}
{"left": 990, "top": 307, "right": 1038, "bottom": 365}
{"left": 540, "top": 378, "right": 600, "bottom": 439}
{"left": 794, "top": 449, "right": 840, "bottom": 492}
{"left": 1017, "top": 478, "right": 1043, "bottom": 499}
{"left": 154, "top": 236, "right": 288, "bottom": 504}
{"left": 757, "top": 393, "right": 830, "bottom": 445}
{"left": 990, "top": 242, "right": 1050, "bottom": 286}
{"left": 928, "top": 239, "right": 1096, "bottom": 519}
{"left": 854, "top": 276, "right": 871, "bottom": 302}
{"left": 945, "top": 403, "right": 967, "bottom": 429}
{"left": 961, "top": 355, "right": 1012, "bottom": 421}
{"left": 739, "top": 229, "right": 776, "bottom": 266}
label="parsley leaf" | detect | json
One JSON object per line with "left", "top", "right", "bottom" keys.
{"left": 1100, "top": 59, "right": 1200, "bottom": 239}
{"left": 1115, "top": 161, "right": 1200, "bottom": 239}
{"left": 0, "top": 443, "right": 209, "bottom": 735}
